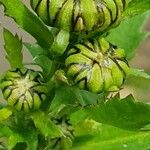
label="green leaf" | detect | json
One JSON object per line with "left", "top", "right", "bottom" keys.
{"left": 0, "top": 125, "right": 38, "bottom": 150}
{"left": 31, "top": 111, "right": 62, "bottom": 138}
{"left": 72, "top": 123, "right": 150, "bottom": 150}
{"left": 24, "top": 43, "right": 47, "bottom": 57}
{"left": 50, "top": 86, "right": 84, "bottom": 112}
{"left": 106, "top": 14, "right": 148, "bottom": 60}
{"left": 73, "top": 119, "right": 101, "bottom": 137}
{"left": 124, "top": 0, "right": 150, "bottom": 17}
{"left": 50, "top": 86, "right": 106, "bottom": 113}
{"left": 7, "top": 131, "right": 38, "bottom": 150}
{"left": 51, "top": 30, "right": 70, "bottom": 56}
{"left": 17, "top": 130, "right": 38, "bottom": 150}
{"left": 129, "top": 68, "right": 150, "bottom": 79}
{"left": 34, "top": 55, "right": 53, "bottom": 78}
{"left": 80, "top": 90, "right": 106, "bottom": 105}
{"left": 3, "top": 29, "right": 23, "bottom": 68}
{"left": 0, "top": 107, "right": 12, "bottom": 121}
{"left": 24, "top": 43, "right": 53, "bottom": 79}
{"left": 71, "top": 95, "right": 150, "bottom": 130}
{"left": 0, "top": 0, "right": 54, "bottom": 50}
{"left": 0, "top": 125, "right": 12, "bottom": 137}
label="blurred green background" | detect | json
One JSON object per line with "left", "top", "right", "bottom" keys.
{"left": 0, "top": 1, "right": 150, "bottom": 102}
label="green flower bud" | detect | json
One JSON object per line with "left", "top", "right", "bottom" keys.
{"left": 65, "top": 38, "right": 129, "bottom": 93}
{"left": 1, "top": 68, "right": 48, "bottom": 111}
{"left": 31, "top": 0, "right": 128, "bottom": 33}
{"left": 50, "top": 116, "right": 74, "bottom": 149}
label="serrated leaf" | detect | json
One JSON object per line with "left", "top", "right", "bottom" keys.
{"left": 3, "top": 29, "right": 23, "bottom": 68}
{"left": 124, "top": 0, "right": 150, "bottom": 17}
{"left": 71, "top": 95, "right": 150, "bottom": 130}
{"left": 31, "top": 111, "right": 62, "bottom": 138}
{"left": 106, "top": 14, "right": 148, "bottom": 60}
{"left": 50, "top": 86, "right": 106, "bottom": 114}
{"left": 72, "top": 124, "right": 150, "bottom": 150}
{"left": 129, "top": 68, "right": 150, "bottom": 79}
{"left": 0, "top": 107, "right": 12, "bottom": 121}
{"left": 0, "top": 0, "right": 54, "bottom": 51}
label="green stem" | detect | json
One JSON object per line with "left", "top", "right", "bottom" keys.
{"left": 45, "top": 61, "right": 58, "bottom": 82}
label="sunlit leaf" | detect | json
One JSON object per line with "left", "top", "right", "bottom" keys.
{"left": 0, "top": 107, "right": 12, "bottom": 121}
{"left": 31, "top": 111, "right": 62, "bottom": 138}
{"left": 72, "top": 123, "right": 150, "bottom": 150}
{"left": 71, "top": 95, "right": 150, "bottom": 130}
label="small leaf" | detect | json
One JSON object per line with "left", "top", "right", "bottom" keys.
{"left": 0, "top": 0, "right": 54, "bottom": 50}
{"left": 3, "top": 29, "right": 23, "bottom": 68}
{"left": 129, "top": 68, "right": 150, "bottom": 79}
{"left": 124, "top": 0, "right": 150, "bottom": 17}
{"left": 31, "top": 111, "right": 62, "bottom": 137}
{"left": 0, "top": 107, "right": 12, "bottom": 121}
{"left": 51, "top": 30, "right": 70, "bottom": 56}
{"left": 71, "top": 95, "right": 150, "bottom": 130}
{"left": 72, "top": 123, "right": 150, "bottom": 150}
{"left": 106, "top": 14, "right": 148, "bottom": 60}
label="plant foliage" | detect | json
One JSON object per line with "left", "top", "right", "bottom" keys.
{"left": 0, "top": 0, "right": 150, "bottom": 149}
